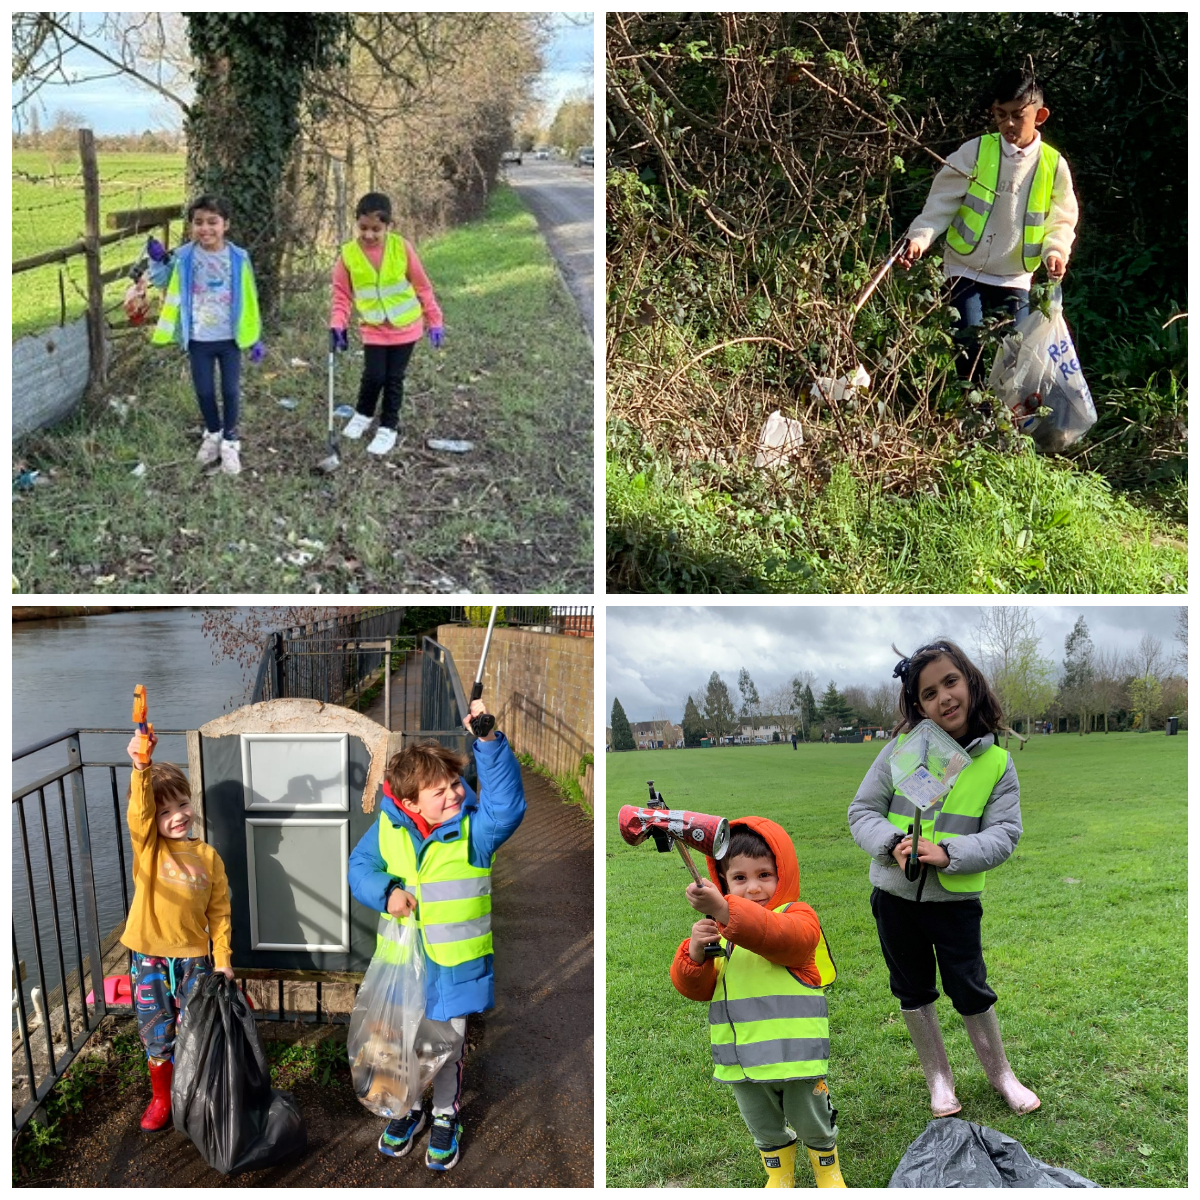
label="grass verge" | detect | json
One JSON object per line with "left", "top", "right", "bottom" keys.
{"left": 606, "top": 734, "right": 1187, "bottom": 1187}
{"left": 516, "top": 750, "right": 594, "bottom": 817}
{"left": 608, "top": 443, "right": 1186, "bottom": 593}
{"left": 14, "top": 185, "right": 593, "bottom": 594}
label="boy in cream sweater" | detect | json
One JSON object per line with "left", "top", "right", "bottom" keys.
{"left": 897, "top": 69, "right": 1079, "bottom": 379}
{"left": 121, "top": 726, "right": 232, "bottom": 1132}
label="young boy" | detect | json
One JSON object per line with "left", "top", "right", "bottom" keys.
{"left": 348, "top": 700, "right": 525, "bottom": 1171}
{"left": 671, "top": 817, "right": 844, "bottom": 1188}
{"left": 898, "top": 69, "right": 1079, "bottom": 379}
{"left": 120, "top": 727, "right": 233, "bottom": 1132}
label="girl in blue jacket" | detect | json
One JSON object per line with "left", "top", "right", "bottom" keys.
{"left": 348, "top": 701, "right": 525, "bottom": 1172}
{"left": 147, "top": 195, "right": 263, "bottom": 475}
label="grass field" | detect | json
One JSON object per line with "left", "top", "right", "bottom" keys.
{"left": 13, "top": 150, "right": 186, "bottom": 339}
{"left": 606, "top": 734, "right": 1187, "bottom": 1187}
{"left": 12, "top": 185, "right": 593, "bottom": 593}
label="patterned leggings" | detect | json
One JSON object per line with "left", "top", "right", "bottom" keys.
{"left": 130, "top": 952, "right": 212, "bottom": 1062}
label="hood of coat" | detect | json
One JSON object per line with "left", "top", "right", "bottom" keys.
{"left": 378, "top": 779, "right": 479, "bottom": 842}
{"left": 704, "top": 815, "right": 799, "bottom": 909}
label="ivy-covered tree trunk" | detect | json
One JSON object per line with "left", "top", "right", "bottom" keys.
{"left": 184, "top": 14, "right": 350, "bottom": 318}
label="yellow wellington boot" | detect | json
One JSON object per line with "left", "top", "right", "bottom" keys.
{"left": 759, "top": 1141, "right": 797, "bottom": 1187}
{"left": 806, "top": 1146, "right": 847, "bottom": 1188}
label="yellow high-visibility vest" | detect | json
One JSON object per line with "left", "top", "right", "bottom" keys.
{"left": 340, "top": 234, "right": 422, "bottom": 328}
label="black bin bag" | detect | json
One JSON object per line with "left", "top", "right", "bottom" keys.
{"left": 889, "top": 1118, "right": 1100, "bottom": 1188}
{"left": 172, "top": 973, "right": 307, "bottom": 1176}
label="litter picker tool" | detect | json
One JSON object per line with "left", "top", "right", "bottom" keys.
{"left": 316, "top": 351, "right": 341, "bottom": 473}
{"left": 852, "top": 242, "right": 908, "bottom": 317}
{"left": 467, "top": 607, "right": 498, "bottom": 739}
{"left": 618, "top": 783, "right": 731, "bottom": 959}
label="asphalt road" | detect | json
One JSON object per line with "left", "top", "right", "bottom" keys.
{"left": 506, "top": 159, "right": 595, "bottom": 340}
{"left": 19, "top": 768, "right": 594, "bottom": 1189}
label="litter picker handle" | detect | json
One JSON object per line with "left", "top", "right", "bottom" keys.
{"left": 852, "top": 244, "right": 906, "bottom": 316}
{"left": 468, "top": 682, "right": 495, "bottom": 739}
{"left": 905, "top": 819, "right": 923, "bottom": 882}
{"left": 678, "top": 839, "right": 727, "bottom": 959}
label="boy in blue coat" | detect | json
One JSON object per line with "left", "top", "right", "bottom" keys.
{"left": 348, "top": 699, "right": 525, "bottom": 1171}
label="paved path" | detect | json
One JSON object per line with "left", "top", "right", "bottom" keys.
{"left": 18, "top": 769, "right": 594, "bottom": 1188}
{"left": 507, "top": 159, "right": 595, "bottom": 340}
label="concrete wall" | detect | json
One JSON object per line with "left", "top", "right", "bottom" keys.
{"left": 437, "top": 625, "right": 594, "bottom": 805}
{"left": 13, "top": 318, "right": 91, "bottom": 439}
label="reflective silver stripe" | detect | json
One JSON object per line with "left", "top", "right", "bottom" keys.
{"left": 961, "top": 192, "right": 991, "bottom": 216}
{"left": 710, "top": 994, "right": 827, "bottom": 1025}
{"left": 888, "top": 794, "right": 919, "bottom": 820}
{"left": 950, "top": 215, "right": 979, "bottom": 246}
{"left": 711, "top": 1037, "right": 829, "bottom": 1068}
{"left": 1025, "top": 211, "right": 1048, "bottom": 225}
{"left": 423, "top": 914, "right": 492, "bottom": 944}
{"left": 377, "top": 282, "right": 414, "bottom": 298}
{"left": 1023, "top": 243, "right": 1042, "bottom": 260}
{"left": 936, "top": 811, "right": 982, "bottom": 835}
{"left": 421, "top": 877, "right": 491, "bottom": 902}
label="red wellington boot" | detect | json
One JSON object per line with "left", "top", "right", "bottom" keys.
{"left": 140, "top": 1058, "right": 173, "bottom": 1131}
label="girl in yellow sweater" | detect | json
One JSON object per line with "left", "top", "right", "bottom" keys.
{"left": 120, "top": 726, "right": 232, "bottom": 1132}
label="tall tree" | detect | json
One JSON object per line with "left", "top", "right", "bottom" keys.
{"left": 818, "top": 681, "right": 853, "bottom": 736}
{"left": 791, "top": 671, "right": 816, "bottom": 740}
{"left": 610, "top": 697, "right": 635, "bottom": 751}
{"left": 185, "top": 15, "right": 352, "bottom": 314}
{"left": 703, "top": 672, "right": 738, "bottom": 743}
{"left": 1091, "top": 647, "right": 1127, "bottom": 734}
{"left": 681, "top": 695, "right": 705, "bottom": 747}
{"left": 737, "top": 667, "right": 761, "bottom": 720}
{"left": 1128, "top": 673, "right": 1163, "bottom": 733}
{"left": 799, "top": 682, "right": 818, "bottom": 741}
{"left": 1061, "top": 616, "right": 1097, "bottom": 735}
{"left": 977, "top": 608, "right": 1054, "bottom": 738}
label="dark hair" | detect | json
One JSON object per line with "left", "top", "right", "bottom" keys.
{"left": 715, "top": 825, "right": 775, "bottom": 892}
{"left": 186, "top": 194, "right": 231, "bottom": 222}
{"left": 891, "top": 638, "right": 1003, "bottom": 740}
{"left": 991, "top": 69, "right": 1043, "bottom": 110}
{"left": 355, "top": 192, "right": 393, "bottom": 223}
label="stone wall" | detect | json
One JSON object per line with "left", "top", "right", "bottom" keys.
{"left": 436, "top": 625, "right": 594, "bottom": 805}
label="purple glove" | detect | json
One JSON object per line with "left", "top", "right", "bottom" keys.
{"left": 250, "top": 342, "right": 265, "bottom": 364}
{"left": 146, "top": 237, "right": 169, "bottom": 263}
{"left": 330, "top": 327, "right": 349, "bottom": 353}
{"left": 428, "top": 326, "right": 445, "bottom": 350}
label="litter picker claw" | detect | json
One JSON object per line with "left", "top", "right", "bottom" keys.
{"left": 131, "top": 684, "right": 154, "bottom": 760}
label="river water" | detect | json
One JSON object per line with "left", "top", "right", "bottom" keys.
{"left": 12, "top": 608, "right": 272, "bottom": 1019}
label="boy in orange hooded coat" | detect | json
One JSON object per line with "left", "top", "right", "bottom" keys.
{"left": 670, "top": 816, "right": 845, "bottom": 1188}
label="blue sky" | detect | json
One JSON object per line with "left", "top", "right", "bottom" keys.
{"left": 12, "top": 12, "right": 594, "bottom": 135}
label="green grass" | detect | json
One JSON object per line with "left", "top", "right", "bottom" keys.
{"left": 608, "top": 446, "right": 1186, "bottom": 593}
{"left": 13, "top": 151, "right": 186, "bottom": 338}
{"left": 606, "top": 734, "right": 1187, "bottom": 1187}
{"left": 515, "top": 749, "right": 595, "bottom": 817}
{"left": 13, "top": 185, "right": 593, "bottom": 593}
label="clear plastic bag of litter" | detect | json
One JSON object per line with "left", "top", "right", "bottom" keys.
{"left": 886, "top": 719, "right": 972, "bottom": 811}
{"left": 988, "top": 295, "right": 1097, "bottom": 452}
{"left": 346, "top": 915, "right": 458, "bottom": 1118}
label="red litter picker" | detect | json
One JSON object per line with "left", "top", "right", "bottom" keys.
{"left": 618, "top": 782, "right": 731, "bottom": 959}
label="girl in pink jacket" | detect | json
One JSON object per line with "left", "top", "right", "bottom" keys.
{"left": 330, "top": 192, "right": 444, "bottom": 457}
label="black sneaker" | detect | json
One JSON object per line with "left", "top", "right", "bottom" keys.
{"left": 425, "top": 1113, "right": 463, "bottom": 1171}
{"left": 377, "top": 1108, "right": 427, "bottom": 1158}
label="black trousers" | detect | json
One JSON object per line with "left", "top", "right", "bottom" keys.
{"left": 356, "top": 342, "right": 416, "bottom": 429}
{"left": 870, "top": 887, "right": 997, "bottom": 1015}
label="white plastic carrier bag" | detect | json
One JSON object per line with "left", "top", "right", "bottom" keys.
{"left": 988, "top": 295, "right": 1097, "bottom": 452}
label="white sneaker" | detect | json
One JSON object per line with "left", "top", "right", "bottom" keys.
{"left": 219, "top": 439, "right": 241, "bottom": 475}
{"left": 196, "top": 430, "right": 222, "bottom": 465}
{"left": 366, "top": 426, "right": 398, "bottom": 456}
{"left": 342, "top": 412, "right": 373, "bottom": 440}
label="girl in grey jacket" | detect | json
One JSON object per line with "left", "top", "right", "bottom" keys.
{"left": 847, "top": 639, "right": 1039, "bottom": 1117}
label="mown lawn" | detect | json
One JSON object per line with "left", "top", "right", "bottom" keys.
{"left": 606, "top": 733, "right": 1187, "bottom": 1187}
{"left": 13, "top": 185, "right": 593, "bottom": 593}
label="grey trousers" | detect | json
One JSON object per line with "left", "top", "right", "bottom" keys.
{"left": 729, "top": 1076, "right": 838, "bottom": 1152}
{"left": 427, "top": 1017, "right": 467, "bottom": 1116}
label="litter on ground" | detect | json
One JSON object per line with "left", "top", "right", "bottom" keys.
{"left": 426, "top": 438, "right": 474, "bottom": 453}
{"left": 754, "top": 410, "right": 804, "bottom": 468}
{"left": 277, "top": 398, "right": 299, "bottom": 411}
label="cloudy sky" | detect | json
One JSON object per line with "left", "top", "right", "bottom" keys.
{"left": 13, "top": 13, "right": 593, "bottom": 135}
{"left": 607, "top": 604, "right": 1185, "bottom": 723}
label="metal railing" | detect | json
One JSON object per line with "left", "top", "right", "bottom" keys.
{"left": 446, "top": 605, "right": 593, "bottom": 637}
{"left": 251, "top": 608, "right": 417, "bottom": 728}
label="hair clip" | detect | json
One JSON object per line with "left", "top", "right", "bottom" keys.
{"left": 892, "top": 657, "right": 911, "bottom": 681}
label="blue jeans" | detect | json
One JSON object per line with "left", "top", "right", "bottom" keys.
{"left": 187, "top": 338, "right": 241, "bottom": 439}
{"left": 946, "top": 276, "right": 1029, "bottom": 382}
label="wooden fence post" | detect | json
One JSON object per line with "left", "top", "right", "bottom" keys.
{"left": 78, "top": 128, "right": 107, "bottom": 389}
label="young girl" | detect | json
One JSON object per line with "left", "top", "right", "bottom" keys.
{"left": 148, "top": 194, "right": 264, "bottom": 475}
{"left": 846, "top": 639, "right": 1039, "bottom": 1117}
{"left": 330, "top": 192, "right": 444, "bottom": 457}
{"left": 119, "top": 724, "right": 233, "bottom": 1131}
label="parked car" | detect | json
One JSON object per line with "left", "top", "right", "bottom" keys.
{"left": 502, "top": 149, "right": 523, "bottom": 166}
{"left": 575, "top": 146, "right": 594, "bottom": 167}
{"left": 535, "top": 148, "right": 549, "bottom": 160}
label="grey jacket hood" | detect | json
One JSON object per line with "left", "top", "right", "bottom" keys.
{"left": 847, "top": 733, "right": 1022, "bottom": 902}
